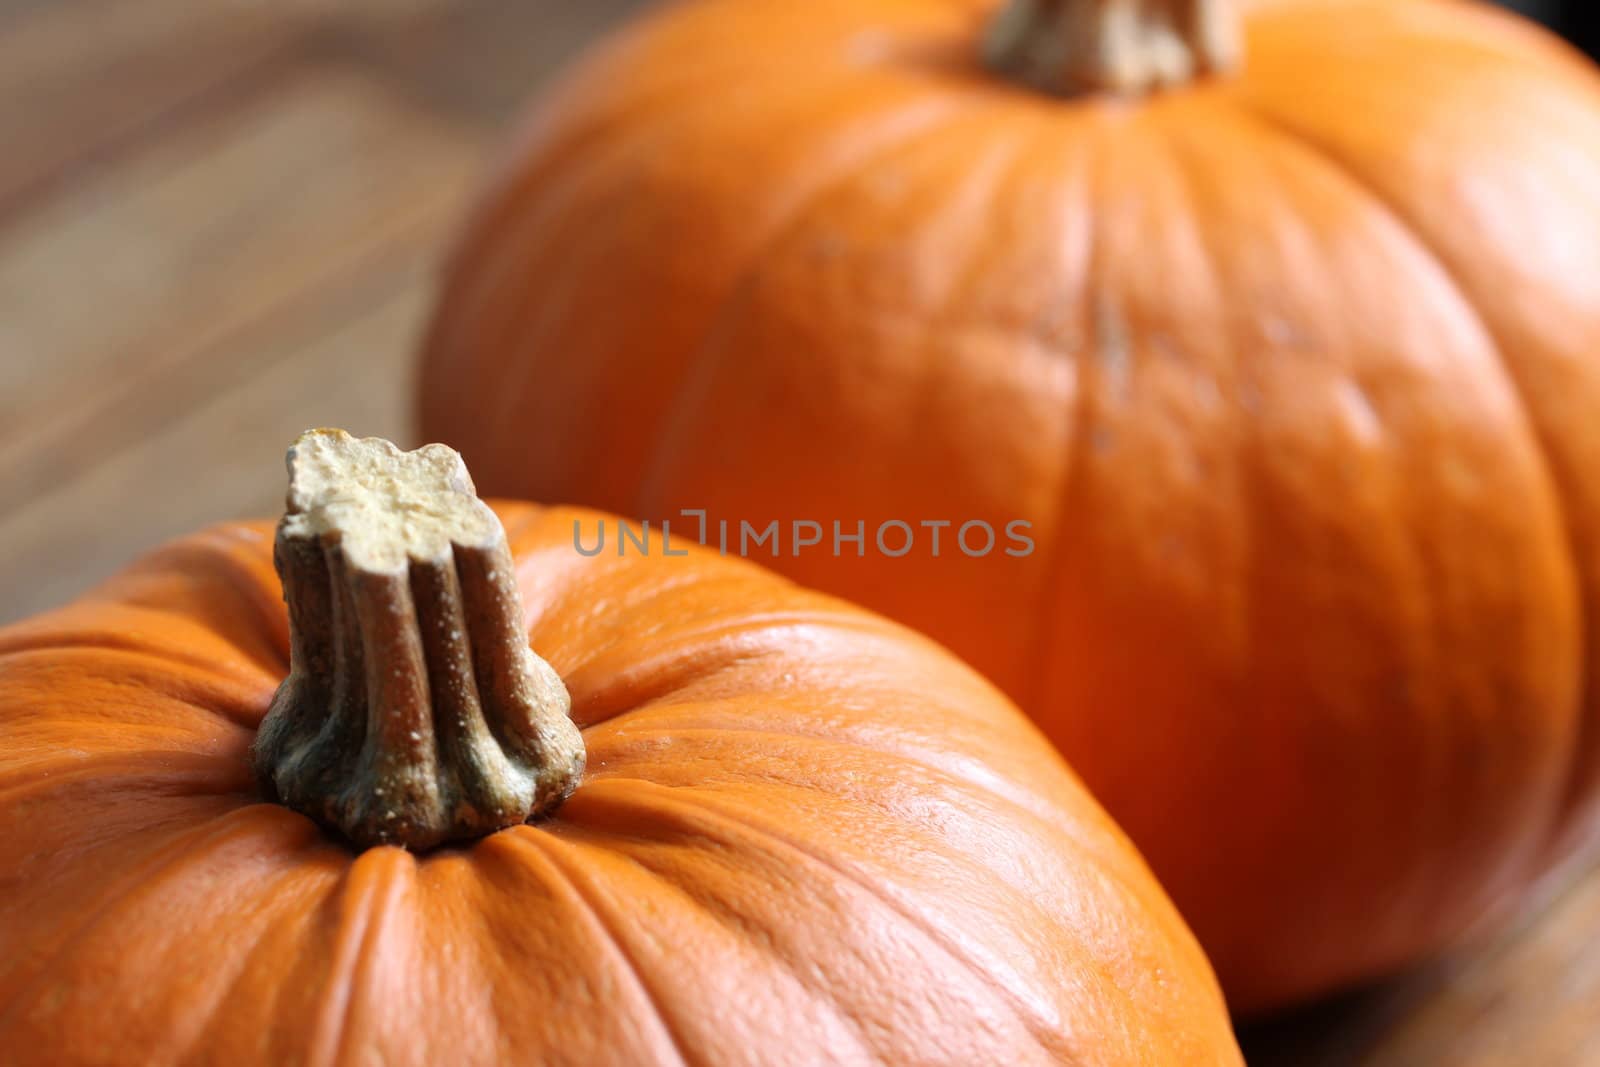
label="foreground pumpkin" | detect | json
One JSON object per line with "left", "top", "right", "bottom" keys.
{"left": 419, "top": 0, "right": 1600, "bottom": 1010}
{"left": 0, "top": 431, "right": 1239, "bottom": 1065}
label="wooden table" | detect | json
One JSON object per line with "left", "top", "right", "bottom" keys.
{"left": 3, "top": 2, "right": 1596, "bottom": 1062}
{"left": 0, "top": 0, "right": 648, "bottom": 620}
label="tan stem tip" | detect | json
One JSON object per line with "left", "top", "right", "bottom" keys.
{"left": 984, "top": 0, "right": 1239, "bottom": 97}
{"left": 253, "top": 429, "right": 585, "bottom": 852}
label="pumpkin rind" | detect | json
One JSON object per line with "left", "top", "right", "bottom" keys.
{"left": 418, "top": 0, "right": 1600, "bottom": 1010}
{"left": 0, "top": 506, "right": 1239, "bottom": 1065}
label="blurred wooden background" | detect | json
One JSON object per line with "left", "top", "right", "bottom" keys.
{"left": 0, "top": 0, "right": 646, "bottom": 622}
{"left": 2, "top": 1, "right": 1597, "bottom": 1064}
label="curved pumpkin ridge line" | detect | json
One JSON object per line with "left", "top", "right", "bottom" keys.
{"left": 496, "top": 830, "right": 694, "bottom": 1067}
{"left": 181, "top": 523, "right": 292, "bottom": 670}
{"left": 128, "top": 841, "right": 332, "bottom": 1066}
{"left": 1135, "top": 97, "right": 1274, "bottom": 840}
{"left": 1160, "top": 102, "right": 1562, "bottom": 986}
{"left": 1157, "top": 106, "right": 1417, "bottom": 990}
{"left": 0, "top": 642, "right": 272, "bottom": 731}
{"left": 1310, "top": 112, "right": 1457, "bottom": 894}
{"left": 557, "top": 611, "right": 912, "bottom": 725}
{"left": 1150, "top": 96, "right": 1258, "bottom": 701}
{"left": 424, "top": 20, "right": 894, "bottom": 413}
{"left": 95, "top": 524, "right": 291, "bottom": 676}
{"left": 0, "top": 623, "right": 277, "bottom": 688}
{"left": 581, "top": 714, "right": 1166, "bottom": 917}
{"left": 529, "top": 805, "right": 891, "bottom": 1065}
{"left": 565, "top": 777, "right": 1083, "bottom": 1062}
{"left": 896, "top": 104, "right": 1072, "bottom": 372}
{"left": 1227, "top": 101, "right": 1588, "bottom": 863}
{"left": 306, "top": 847, "right": 416, "bottom": 1067}
{"left": 0, "top": 749, "right": 251, "bottom": 801}
{"left": 177, "top": 865, "right": 340, "bottom": 1066}
{"left": 569, "top": 766, "right": 1150, "bottom": 965}
{"left": 477, "top": 80, "right": 976, "bottom": 486}
{"left": 896, "top": 107, "right": 1097, "bottom": 724}
{"left": 0, "top": 807, "right": 285, "bottom": 1026}
{"left": 579, "top": 722, "right": 1121, "bottom": 870}
{"left": 1018, "top": 112, "right": 1106, "bottom": 722}
{"left": 620, "top": 786, "right": 1098, "bottom": 1060}
{"left": 630, "top": 95, "right": 1036, "bottom": 519}
{"left": 521, "top": 552, "right": 800, "bottom": 646}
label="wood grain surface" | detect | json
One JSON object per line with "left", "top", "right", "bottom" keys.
{"left": 0, "top": 0, "right": 648, "bottom": 622}
{"left": 1, "top": 2, "right": 1594, "bottom": 1063}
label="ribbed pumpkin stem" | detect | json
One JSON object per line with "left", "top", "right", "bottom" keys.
{"left": 253, "top": 429, "right": 585, "bottom": 852}
{"left": 984, "top": 0, "right": 1239, "bottom": 96}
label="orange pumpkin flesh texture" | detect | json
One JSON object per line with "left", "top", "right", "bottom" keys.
{"left": 0, "top": 506, "right": 1239, "bottom": 1065}
{"left": 419, "top": 0, "right": 1600, "bottom": 1011}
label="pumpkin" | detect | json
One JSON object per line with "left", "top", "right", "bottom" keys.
{"left": 0, "top": 430, "right": 1239, "bottom": 1066}
{"left": 418, "top": 0, "right": 1600, "bottom": 1011}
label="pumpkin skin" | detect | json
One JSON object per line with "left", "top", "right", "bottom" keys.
{"left": 418, "top": 0, "right": 1600, "bottom": 1011}
{"left": 0, "top": 506, "right": 1238, "bottom": 1066}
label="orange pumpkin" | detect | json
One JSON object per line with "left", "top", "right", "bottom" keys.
{"left": 419, "top": 0, "right": 1600, "bottom": 1011}
{"left": 0, "top": 431, "right": 1239, "bottom": 1065}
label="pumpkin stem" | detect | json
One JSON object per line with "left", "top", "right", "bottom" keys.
{"left": 252, "top": 429, "right": 585, "bottom": 852}
{"left": 984, "top": 0, "right": 1239, "bottom": 96}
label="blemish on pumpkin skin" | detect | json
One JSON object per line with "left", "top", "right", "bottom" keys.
{"left": 1261, "top": 315, "right": 1307, "bottom": 350}
{"left": 1334, "top": 380, "right": 1383, "bottom": 446}
{"left": 843, "top": 30, "right": 895, "bottom": 66}
{"left": 1190, "top": 377, "right": 1223, "bottom": 414}
{"left": 1093, "top": 294, "right": 1131, "bottom": 401}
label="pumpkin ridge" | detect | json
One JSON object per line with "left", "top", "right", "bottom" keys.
{"left": 476, "top": 90, "right": 984, "bottom": 487}
{"left": 1018, "top": 119, "right": 1107, "bottom": 721}
{"left": 1229, "top": 99, "right": 1591, "bottom": 852}
{"left": 0, "top": 806, "right": 280, "bottom": 1024}
{"left": 177, "top": 861, "right": 338, "bottom": 1064}
{"left": 0, "top": 749, "right": 251, "bottom": 802}
{"left": 624, "top": 94, "right": 1013, "bottom": 517}
{"left": 632, "top": 101, "right": 1049, "bottom": 520}
{"left": 0, "top": 620, "right": 278, "bottom": 686}
{"left": 0, "top": 641, "right": 273, "bottom": 732}
{"left": 568, "top": 736, "right": 1155, "bottom": 947}
{"left": 117, "top": 827, "right": 327, "bottom": 1064}
{"left": 499, "top": 829, "right": 695, "bottom": 1067}
{"left": 427, "top": 3, "right": 891, "bottom": 322}
{"left": 537, "top": 800, "right": 971, "bottom": 1064}
{"left": 573, "top": 777, "right": 1081, "bottom": 1061}
{"left": 558, "top": 611, "right": 911, "bottom": 726}
{"left": 306, "top": 847, "right": 416, "bottom": 1067}
{"left": 577, "top": 719, "right": 1109, "bottom": 862}
{"left": 102, "top": 525, "right": 292, "bottom": 673}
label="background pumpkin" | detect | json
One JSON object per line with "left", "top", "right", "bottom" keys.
{"left": 0, "top": 431, "right": 1239, "bottom": 1066}
{"left": 418, "top": 0, "right": 1600, "bottom": 1012}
